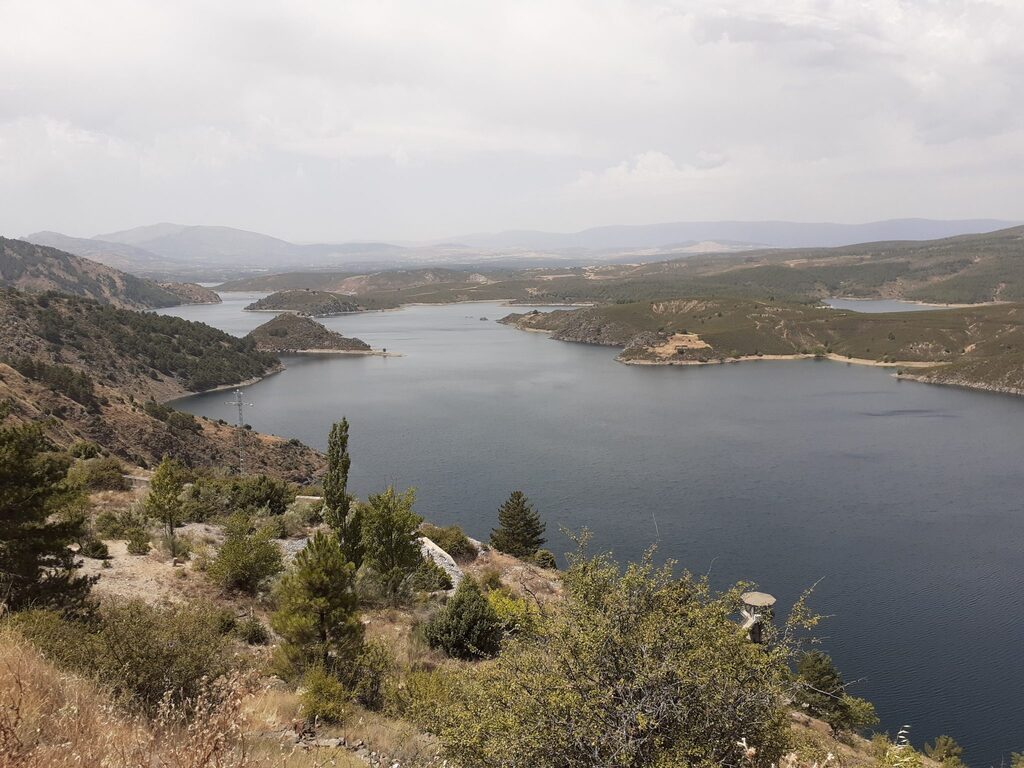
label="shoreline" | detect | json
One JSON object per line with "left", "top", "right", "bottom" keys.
{"left": 620, "top": 352, "right": 942, "bottom": 369}
{"left": 824, "top": 296, "right": 1004, "bottom": 310}
{"left": 161, "top": 364, "right": 286, "bottom": 403}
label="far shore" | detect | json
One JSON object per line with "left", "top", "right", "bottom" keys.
{"left": 160, "top": 364, "right": 286, "bottom": 404}
{"left": 621, "top": 352, "right": 943, "bottom": 369}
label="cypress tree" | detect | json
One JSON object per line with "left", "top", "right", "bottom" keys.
{"left": 0, "top": 415, "right": 94, "bottom": 613}
{"left": 323, "top": 418, "right": 364, "bottom": 568}
{"left": 490, "top": 490, "right": 546, "bottom": 559}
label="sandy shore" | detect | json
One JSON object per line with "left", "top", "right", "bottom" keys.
{"left": 285, "top": 349, "right": 400, "bottom": 357}
{"left": 622, "top": 353, "right": 943, "bottom": 369}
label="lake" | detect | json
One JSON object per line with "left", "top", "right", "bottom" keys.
{"left": 825, "top": 298, "right": 955, "bottom": 313}
{"left": 161, "top": 297, "right": 1024, "bottom": 765}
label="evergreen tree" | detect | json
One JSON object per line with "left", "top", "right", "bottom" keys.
{"left": 271, "top": 531, "right": 363, "bottom": 674}
{"left": 490, "top": 490, "right": 546, "bottom": 558}
{"left": 795, "top": 650, "right": 877, "bottom": 734}
{"left": 425, "top": 577, "right": 504, "bottom": 660}
{"left": 144, "top": 456, "right": 188, "bottom": 559}
{"left": 361, "top": 485, "right": 423, "bottom": 602}
{"left": 0, "top": 414, "right": 93, "bottom": 613}
{"left": 323, "top": 418, "right": 364, "bottom": 568}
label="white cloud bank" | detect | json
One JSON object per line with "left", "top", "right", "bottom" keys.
{"left": 1, "top": 0, "right": 1022, "bottom": 240}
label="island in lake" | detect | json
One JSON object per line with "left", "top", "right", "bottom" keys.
{"left": 245, "top": 289, "right": 361, "bottom": 316}
{"left": 246, "top": 313, "right": 372, "bottom": 353}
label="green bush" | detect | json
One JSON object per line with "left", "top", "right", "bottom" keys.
{"left": 125, "top": 526, "right": 151, "bottom": 555}
{"left": 235, "top": 614, "right": 271, "bottom": 645}
{"left": 425, "top": 577, "right": 503, "bottom": 660}
{"left": 352, "top": 640, "right": 394, "bottom": 711}
{"left": 409, "top": 556, "right": 453, "bottom": 592}
{"left": 78, "top": 537, "right": 110, "bottom": 560}
{"left": 66, "top": 456, "right": 128, "bottom": 491}
{"left": 68, "top": 440, "right": 101, "bottom": 459}
{"left": 208, "top": 513, "right": 283, "bottom": 594}
{"left": 300, "top": 667, "right": 351, "bottom": 724}
{"left": 229, "top": 475, "right": 296, "bottom": 516}
{"left": 421, "top": 523, "right": 475, "bottom": 562}
{"left": 486, "top": 588, "right": 540, "bottom": 637}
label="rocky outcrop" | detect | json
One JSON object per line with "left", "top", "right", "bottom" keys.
{"left": 246, "top": 314, "right": 371, "bottom": 353}
{"left": 420, "top": 536, "right": 464, "bottom": 589}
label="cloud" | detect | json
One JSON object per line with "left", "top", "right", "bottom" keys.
{"left": 0, "top": 0, "right": 1022, "bottom": 240}
{"left": 566, "top": 151, "right": 727, "bottom": 200}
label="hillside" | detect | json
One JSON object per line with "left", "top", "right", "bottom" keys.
{"left": 501, "top": 299, "right": 1024, "bottom": 395}
{"left": 0, "top": 237, "right": 214, "bottom": 310}
{"left": 247, "top": 314, "right": 371, "bottom": 353}
{"left": 0, "top": 287, "right": 323, "bottom": 479}
{"left": 213, "top": 226, "right": 1024, "bottom": 308}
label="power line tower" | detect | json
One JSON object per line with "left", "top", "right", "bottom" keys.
{"left": 225, "top": 389, "right": 253, "bottom": 475}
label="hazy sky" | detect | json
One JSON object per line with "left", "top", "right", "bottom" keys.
{"left": 2, "top": 1, "right": 1022, "bottom": 242}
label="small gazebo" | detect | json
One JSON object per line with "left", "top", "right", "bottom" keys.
{"left": 739, "top": 591, "right": 776, "bottom": 644}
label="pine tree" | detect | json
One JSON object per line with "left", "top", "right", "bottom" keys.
{"left": 0, "top": 415, "right": 94, "bottom": 613}
{"left": 144, "top": 457, "right": 188, "bottom": 559}
{"left": 490, "top": 490, "right": 546, "bottom": 559}
{"left": 323, "top": 418, "right": 364, "bottom": 568}
{"left": 271, "top": 532, "right": 363, "bottom": 674}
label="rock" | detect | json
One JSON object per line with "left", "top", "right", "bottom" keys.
{"left": 420, "top": 536, "right": 463, "bottom": 588}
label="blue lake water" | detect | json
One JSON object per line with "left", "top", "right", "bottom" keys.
{"left": 160, "top": 297, "right": 1024, "bottom": 765}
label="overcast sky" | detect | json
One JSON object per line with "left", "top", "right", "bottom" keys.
{"left": 1, "top": 0, "right": 1022, "bottom": 242}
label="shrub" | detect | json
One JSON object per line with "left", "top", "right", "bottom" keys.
{"left": 228, "top": 474, "right": 295, "bottom": 516}
{"left": 125, "top": 526, "right": 151, "bottom": 555}
{"left": 208, "top": 513, "right": 283, "bottom": 594}
{"left": 78, "top": 537, "right": 110, "bottom": 560}
{"left": 486, "top": 588, "right": 540, "bottom": 637}
{"left": 67, "top": 456, "right": 129, "bottom": 491}
{"left": 427, "top": 542, "right": 815, "bottom": 768}
{"left": 409, "top": 556, "right": 453, "bottom": 592}
{"left": 68, "top": 440, "right": 101, "bottom": 459}
{"left": 421, "top": 523, "right": 475, "bottom": 562}
{"left": 425, "top": 577, "right": 503, "bottom": 660}
{"left": 235, "top": 614, "right": 270, "bottom": 645}
{"left": 352, "top": 639, "right": 394, "bottom": 711}
{"left": 531, "top": 549, "right": 558, "bottom": 569}
{"left": 12, "top": 600, "right": 234, "bottom": 715}
{"left": 300, "top": 667, "right": 351, "bottom": 724}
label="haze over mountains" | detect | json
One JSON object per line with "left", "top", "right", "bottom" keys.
{"left": 22, "top": 218, "right": 1019, "bottom": 280}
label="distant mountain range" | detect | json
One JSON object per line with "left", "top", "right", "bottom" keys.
{"left": 447, "top": 218, "right": 1021, "bottom": 251}
{"left": 21, "top": 218, "right": 1020, "bottom": 279}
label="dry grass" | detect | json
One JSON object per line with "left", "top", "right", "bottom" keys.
{"left": 0, "top": 630, "right": 342, "bottom": 768}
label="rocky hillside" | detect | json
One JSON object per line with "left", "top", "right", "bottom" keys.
{"left": 0, "top": 288, "right": 323, "bottom": 480}
{"left": 245, "top": 289, "right": 361, "bottom": 316}
{"left": 247, "top": 313, "right": 371, "bottom": 353}
{"left": 0, "top": 237, "right": 212, "bottom": 310}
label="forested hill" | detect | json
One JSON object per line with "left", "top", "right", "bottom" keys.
{"left": 0, "top": 288, "right": 323, "bottom": 479}
{"left": 0, "top": 237, "right": 216, "bottom": 310}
